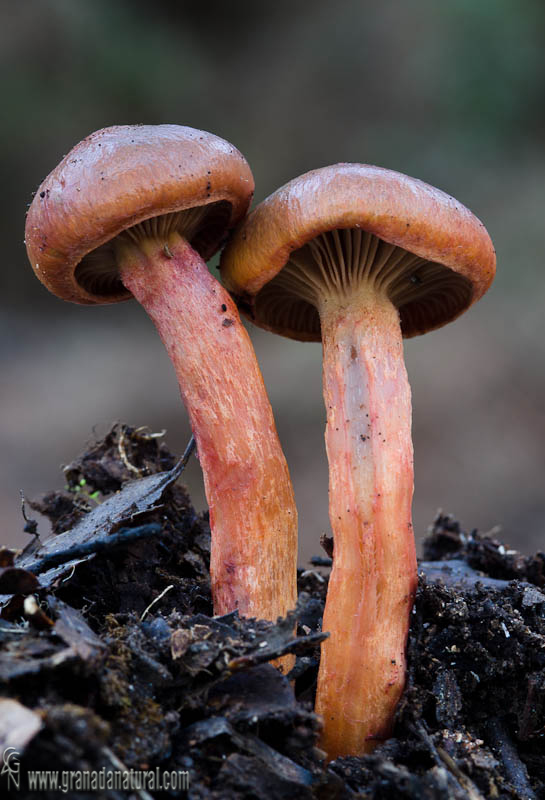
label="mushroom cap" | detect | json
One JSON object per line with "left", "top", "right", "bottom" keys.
{"left": 26, "top": 125, "right": 255, "bottom": 305}
{"left": 220, "top": 163, "right": 496, "bottom": 340}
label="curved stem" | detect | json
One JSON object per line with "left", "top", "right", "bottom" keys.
{"left": 315, "top": 289, "right": 416, "bottom": 758}
{"left": 117, "top": 232, "right": 298, "bottom": 630}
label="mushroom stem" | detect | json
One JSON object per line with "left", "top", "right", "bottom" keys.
{"left": 117, "top": 231, "right": 298, "bottom": 627}
{"left": 315, "top": 288, "right": 417, "bottom": 758}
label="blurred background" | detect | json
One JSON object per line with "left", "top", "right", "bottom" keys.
{"left": 2, "top": 0, "right": 544, "bottom": 563}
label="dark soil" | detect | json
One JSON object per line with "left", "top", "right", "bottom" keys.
{"left": 1, "top": 425, "right": 544, "bottom": 799}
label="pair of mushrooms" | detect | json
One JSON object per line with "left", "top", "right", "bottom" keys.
{"left": 25, "top": 125, "right": 495, "bottom": 760}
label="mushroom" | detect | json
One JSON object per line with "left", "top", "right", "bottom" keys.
{"left": 220, "top": 163, "right": 496, "bottom": 756}
{"left": 25, "top": 125, "right": 298, "bottom": 634}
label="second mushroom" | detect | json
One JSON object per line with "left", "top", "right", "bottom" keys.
{"left": 221, "top": 164, "right": 496, "bottom": 757}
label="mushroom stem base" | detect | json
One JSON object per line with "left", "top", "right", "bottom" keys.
{"left": 315, "top": 289, "right": 416, "bottom": 758}
{"left": 117, "top": 233, "right": 298, "bottom": 636}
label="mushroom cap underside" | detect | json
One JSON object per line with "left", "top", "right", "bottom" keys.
{"left": 220, "top": 163, "right": 496, "bottom": 339}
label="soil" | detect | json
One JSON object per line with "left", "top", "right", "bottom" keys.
{"left": 0, "top": 425, "right": 544, "bottom": 799}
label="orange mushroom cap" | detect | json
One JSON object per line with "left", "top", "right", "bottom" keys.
{"left": 221, "top": 163, "right": 496, "bottom": 339}
{"left": 26, "top": 124, "right": 254, "bottom": 305}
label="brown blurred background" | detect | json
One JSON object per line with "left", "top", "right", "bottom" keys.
{"left": 2, "top": 0, "right": 544, "bottom": 563}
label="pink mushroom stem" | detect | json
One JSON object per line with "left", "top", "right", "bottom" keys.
{"left": 315, "top": 289, "right": 417, "bottom": 758}
{"left": 117, "top": 231, "right": 298, "bottom": 624}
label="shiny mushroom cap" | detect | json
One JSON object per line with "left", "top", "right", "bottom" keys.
{"left": 220, "top": 163, "right": 496, "bottom": 340}
{"left": 26, "top": 125, "right": 255, "bottom": 305}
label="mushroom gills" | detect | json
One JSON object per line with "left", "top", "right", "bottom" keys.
{"left": 75, "top": 201, "right": 231, "bottom": 297}
{"left": 253, "top": 228, "right": 473, "bottom": 339}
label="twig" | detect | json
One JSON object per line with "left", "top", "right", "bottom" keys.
{"left": 436, "top": 747, "right": 486, "bottom": 800}
{"left": 101, "top": 746, "right": 154, "bottom": 800}
{"left": 413, "top": 721, "right": 485, "bottom": 800}
{"left": 299, "top": 569, "right": 325, "bottom": 583}
{"left": 309, "top": 556, "right": 332, "bottom": 567}
{"left": 170, "top": 435, "right": 196, "bottom": 480}
{"left": 29, "top": 523, "right": 162, "bottom": 574}
{"left": 140, "top": 584, "right": 174, "bottom": 621}
{"left": 134, "top": 426, "right": 167, "bottom": 439}
{"left": 486, "top": 717, "right": 537, "bottom": 800}
{"left": 20, "top": 490, "right": 38, "bottom": 537}
{"left": 227, "top": 630, "right": 328, "bottom": 671}
{"left": 118, "top": 426, "right": 142, "bottom": 475}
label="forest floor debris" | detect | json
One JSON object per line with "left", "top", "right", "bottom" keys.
{"left": 1, "top": 425, "right": 543, "bottom": 798}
